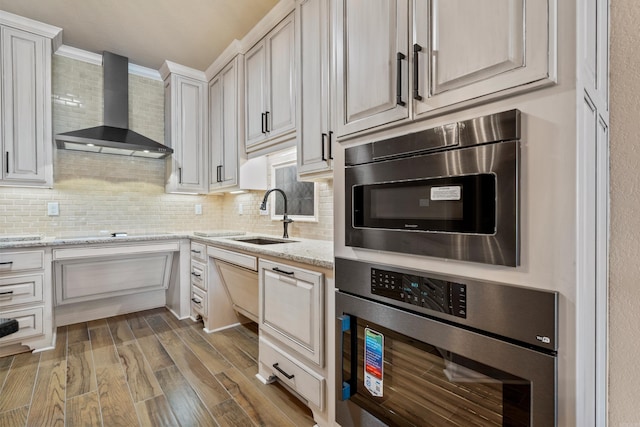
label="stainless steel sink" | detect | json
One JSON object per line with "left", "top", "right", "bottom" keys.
{"left": 231, "top": 237, "right": 296, "bottom": 245}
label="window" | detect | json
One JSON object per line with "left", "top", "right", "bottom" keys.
{"left": 269, "top": 155, "right": 318, "bottom": 222}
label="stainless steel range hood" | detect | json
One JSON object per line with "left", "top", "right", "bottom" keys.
{"left": 55, "top": 52, "right": 173, "bottom": 159}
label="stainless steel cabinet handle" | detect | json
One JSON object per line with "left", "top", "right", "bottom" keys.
{"left": 272, "top": 363, "right": 294, "bottom": 380}
{"left": 272, "top": 267, "right": 294, "bottom": 276}
{"left": 413, "top": 44, "right": 423, "bottom": 101}
{"left": 396, "top": 52, "right": 406, "bottom": 106}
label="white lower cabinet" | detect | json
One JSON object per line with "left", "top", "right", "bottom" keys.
{"left": 259, "top": 258, "right": 323, "bottom": 365}
{"left": 0, "top": 248, "right": 53, "bottom": 356}
{"left": 259, "top": 336, "right": 325, "bottom": 410}
{"left": 257, "top": 257, "right": 327, "bottom": 421}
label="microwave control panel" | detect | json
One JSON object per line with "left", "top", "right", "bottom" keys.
{"left": 370, "top": 268, "right": 467, "bottom": 318}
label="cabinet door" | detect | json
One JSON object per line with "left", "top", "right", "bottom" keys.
{"left": 209, "top": 75, "right": 223, "bottom": 188}
{"left": 171, "top": 76, "right": 207, "bottom": 193}
{"left": 210, "top": 59, "right": 241, "bottom": 191}
{"left": 415, "top": 0, "right": 553, "bottom": 114}
{"left": 297, "top": 0, "right": 332, "bottom": 177}
{"left": 266, "top": 13, "right": 296, "bottom": 140}
{"left": 221, "top": 60, "right": 240, "bottom": 187}
{"left": 334, "top": 0, "right": 409, "bottom": 137}
{"left": 259, "top": 259, "right": 324, "bottom": 366}
{"left": 1, "top": 27, "right": 51, "bottom": 185}
{"left": 245, "top": 41, "right": 267, "bottom": 150}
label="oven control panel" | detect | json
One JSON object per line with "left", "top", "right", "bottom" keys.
{"left": 371, "top": 268, "right": 467, "bottom": 318}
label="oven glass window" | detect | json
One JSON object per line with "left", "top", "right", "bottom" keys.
{"left": 353, "top": 174, "right": 496, "bottom": 234}
{"left": 342, "top": 318, "right": 531, "bottom": 426}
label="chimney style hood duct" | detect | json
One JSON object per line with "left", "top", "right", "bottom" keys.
{"left": 55, "top": 51, "right": 173, "bottom": 159}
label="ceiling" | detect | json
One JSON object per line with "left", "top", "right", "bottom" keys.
{"left": 0, "top": 0, "right": 279, "bottom": 71}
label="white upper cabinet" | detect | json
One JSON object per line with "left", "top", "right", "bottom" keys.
{"left": 245, "top": 42, "right": 267, "bottom": 148}
{"left": 333, "top": 0, "right": 409, "bottom": 137}
{"left": 0, "top": 14, "right": 61, "bottom": 188}
{"left": 415, "top": 0, "right": 554, "bottom": 115}
{"left": 296, "top": 0, "right": 333, "bottom": 179}
{"left": 581, "top": 0, "right": 608, "bottom": 111}
{"left": 162, "top": 63, "right": 208, "bottom": 194}
{"left": 334, "top": 0, "right": 555, "bottom": 137}
{"left": 209, "top": 55, "right": 245, "bottom": 192}
{"left": 245, "top": 12, "right": 296, "bottom": 153}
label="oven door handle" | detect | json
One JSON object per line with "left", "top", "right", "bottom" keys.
{"left": 337, "top": 314, "right": 354, "bottom": 401}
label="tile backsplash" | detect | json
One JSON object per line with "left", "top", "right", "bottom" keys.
{"left": 0, "top": 54, "right": 333, "bottom": 241}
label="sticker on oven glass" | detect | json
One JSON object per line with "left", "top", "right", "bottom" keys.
{"left": 364, "top": 328, "right": 384, "bottom": 397}
{"left": 430, "top": 186, "right": 461, "bottom": 201}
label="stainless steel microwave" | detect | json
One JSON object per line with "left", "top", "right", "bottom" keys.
{"left": 345, "top": 110, "right": 521, "bottom": 266}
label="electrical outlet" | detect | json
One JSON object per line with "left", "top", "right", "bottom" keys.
{"left": 239, "top": 204, "right": 244, "bottom": 215}
{"left": 47, "top": 202, "right": 59, "bottom": 216}
{"left": 195, "top": 204, "right": 202, "bottom": 215}
{"left": 259, "top": 201, "right": 269, "bottom": 215}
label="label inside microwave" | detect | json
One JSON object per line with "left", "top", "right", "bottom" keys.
{"left": 364, "top": 328, "right": 384, "bottom": 397}
{"left": 431, "top": 186, "right": 462, "bottom": 201}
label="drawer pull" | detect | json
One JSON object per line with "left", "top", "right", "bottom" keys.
{"left": 272, "top": 267, "right": 294, "bottom": 276}
{"left": 0, "top": 290, "right": 14, "bottom": 295}
{"left": 191, "top": 249, "right": 201, "bottom": 254}
{"left": 0, "top": 261, "right": 14, "bottom": 265}
{"left": 191, "top": 272, "right": 201, "bottom": 277}
{"left": 272, "top": 363, "right": 295, "bottom": 380}
{"left": 0, "top": 290, "right": 14, "bottom": 298}
{"left": 191, "top": 298, "right": 202, "bottom": 306}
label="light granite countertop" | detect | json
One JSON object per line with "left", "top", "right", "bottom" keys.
{"left": 0, "top": 231, "right": 334, "bottom": 269}
{"left": 191, "top": 233, "right": 334, "bottom": 270}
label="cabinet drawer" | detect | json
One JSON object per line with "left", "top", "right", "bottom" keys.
{"left": 190, "top": 242, "right": 206, "bottom": 263}
{"left": 208, "top": 246, "right": 257, "bottom": 270}
{"left": 0, "top": 274, "right": 43, "bottom": 308}
{"left": 0, "top": 306, "right": 44, "bottom": 344}
{"left": 259, "top": 337, "right": 325, "bottom": 410}
{"left": 0, "top": 251, "right": 44, "bottom": 274}
{"left": 190, "top": 260, "right": 206, "bottom": 291}
{"left": 191, "top": 286, "right": 207, "bottom": 318}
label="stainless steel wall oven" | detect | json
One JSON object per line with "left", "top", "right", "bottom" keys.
{"left": 345, "top": 110, "right": 521, "bottom": 266}
{"left": 335, "top": 258, "right": 558, "bottom": 426}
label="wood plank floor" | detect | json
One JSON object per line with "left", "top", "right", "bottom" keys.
{"left": 0, "top": 308, "right": 315, "bottom": 427}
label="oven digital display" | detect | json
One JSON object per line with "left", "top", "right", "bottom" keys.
{"left": 370, "top": 268, "right": 467, "bottom": 318}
